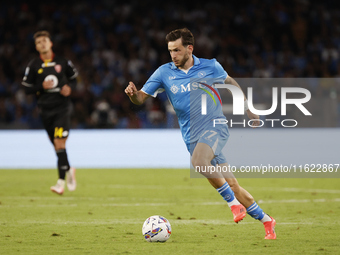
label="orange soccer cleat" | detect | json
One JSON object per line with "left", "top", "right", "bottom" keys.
{"left": 231, "top": 204, "right": 246, "bottom": 223}
{"left": 264, "top": 216, "right": 276, "bottom": 239}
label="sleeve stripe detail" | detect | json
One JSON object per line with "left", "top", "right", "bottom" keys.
{"left": 69, "top": 71, "right": 78, "bottom": 79}
{"left": 141, "top": 88, "right": 156, "bottom": 98}
{"left": 22, "top": 81, "right": 34, "bottom": 87}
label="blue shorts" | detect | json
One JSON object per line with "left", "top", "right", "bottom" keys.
{"left": 186, "top": 125, "right": 229, "bottom": 166}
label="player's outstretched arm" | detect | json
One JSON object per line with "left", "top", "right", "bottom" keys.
{"left": 224, "top": 76, "right": 246, "bottom": 100}
{"left": 125, "top": 81, "right": 150, "bottom": 105}
{"left": 224, "top": 76, "right": 260, "bottom": 128}
{"left": 246, "top": 110, "right": 260, "bottom": 128}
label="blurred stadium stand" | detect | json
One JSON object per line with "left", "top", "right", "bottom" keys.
{"left": 0, "top": 0, "right": 339, "bottom": 129}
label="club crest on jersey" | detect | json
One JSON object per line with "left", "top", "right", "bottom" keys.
{"left": 170, "top": 84, "right": 179, "bottom": 94}
{"left": 198, "top": 71, "right": 206, "bottom": 78}
{"left": 54, "top": 64, "right": 62, "bottom": 73}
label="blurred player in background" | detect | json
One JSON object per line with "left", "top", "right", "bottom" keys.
{"left": 125, "top": 28, "right": 276, "bottom": 239}
{"left": 22, "top": 31, "right": 77, "bottom": 195}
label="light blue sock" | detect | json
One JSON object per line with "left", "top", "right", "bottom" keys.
{"left": 246, "top": 202, "right": 265, "bottom": 220}
{"left": 216, "top": 182, "right": 236, "bottom": 203}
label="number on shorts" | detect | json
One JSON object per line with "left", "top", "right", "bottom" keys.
{"left": 206, "top": 131, "right": 217, "bottom": 139}
{"left": 54, "top": 127, "right": 64, "bottom": 138}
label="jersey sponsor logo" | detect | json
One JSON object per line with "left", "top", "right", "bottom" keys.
{"left": 174, "top": 81, "right": 209, "bottom": 93}
{"left": 169, "top": 76, "right": 176, "bottom": 80}
{"left": 54, "top": 64, "right": 62, "bottom": 73}
{"left": 172, "top": 81, "right": 220, "bottom": 96}
{"left": 41, "top": 62, "right": 56, "bottom": 67}
{"left": 181, "top": 83, "right": 190, "bottom": 92}
{"left": 38, "top": 68, "right": 43, "bottom": 74}
{"left": 44, "top": 74, "right": 58, "bottom": 88}
{"left": 170, "top": 84, "right": 179, "bottom": 94}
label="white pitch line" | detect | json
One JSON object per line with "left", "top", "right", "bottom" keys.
{"left": 104, "top": 184, "right": 209, "bottom": 190}
{"left": 252, "top": 187, "right": 340, "bottom": 194}
{"left": 173, "top": 220, "right": 314, "bottom": 225}
{"left": 2, "top": 185, "right": 340, "bottom": 202}
{"left": 257, "top": 198, "right": 340, "bottom": 204}
{"left": 96, "top": 185, "right": 340, "bottom": 193}
{"left": 0, "top": 204, "right": 79, "bottom": 208}
{"left": 0, "top": 196, "right": 127, "bottom": 201}
{"left": 0, "top": 219, "right": 314, "bottom": 226}
{"left": 1, "top": 198, "right": 340, "bottom": 208}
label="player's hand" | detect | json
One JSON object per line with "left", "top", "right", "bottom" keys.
{"left": 125, "top": 81, "right": 137, "bottom": 97}
{"left": 246, "top": 110, "right": 261, "bottom": 128}
{"left": 42, "top": 80, "right": 54, "bottom": 89}
{"left": 60, "top": 84, "right": 72, "bottom": 97}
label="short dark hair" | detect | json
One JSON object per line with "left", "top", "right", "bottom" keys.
{"left": 165, "top": 28, "right": 194, "bottom": 46}
{"left": 33, "top": 31, "right": 51, "bottom": 41}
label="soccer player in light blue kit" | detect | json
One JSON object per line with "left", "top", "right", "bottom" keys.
{"left": 125, "top": 28, "right": 276, "bottom": 239}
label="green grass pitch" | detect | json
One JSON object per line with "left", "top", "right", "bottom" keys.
{"left": 0, "top": 169, "right": 339, "bottom": 254}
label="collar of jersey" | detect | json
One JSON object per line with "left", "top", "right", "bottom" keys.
{"left": 40, "top": 53, "right": 55, "bottom": 65}
{"left": 171, "top": 55, "right": 200, "bottom": 70}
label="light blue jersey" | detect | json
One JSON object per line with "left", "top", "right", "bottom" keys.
{"left": 141, "top": 55, "right": 228, "bottom": 146}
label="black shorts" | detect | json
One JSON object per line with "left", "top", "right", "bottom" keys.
{"left": 40, "top": 102, "right": 73, "bottom": 142}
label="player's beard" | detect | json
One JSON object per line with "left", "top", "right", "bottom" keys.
{"left": 175, "top": 52, "right": 190, "bottom": 68}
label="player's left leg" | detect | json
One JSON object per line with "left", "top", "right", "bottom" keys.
{"left": 218, "top": 162, "right": 276, "bottom": 239}
{"left": 51, "top": 137, "right": 76, "bottom": 193}
{"left": 50, "top": 104, "right": 76, "bottom": 194}
{"left": 54, "top": 137, "right": 70, "bottom": 180}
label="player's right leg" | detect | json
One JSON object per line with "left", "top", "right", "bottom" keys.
{"left": 219, "top": 162, "right": 276, "bottom": 239}
{"left": 191, "top": 142, "right": 246, "bottom": 223}
{"left": 54, "top": 137, "right": 76, "bottom": 192}
{"left": 217, "top": 164, "right": 254, "bottom": 208}
{"left": 40, "top": 110, "right": 64, "bottom": 194}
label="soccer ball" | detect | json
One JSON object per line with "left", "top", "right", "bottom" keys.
{"left": 142, "top": 215, "right": 172, "bottom": 242}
